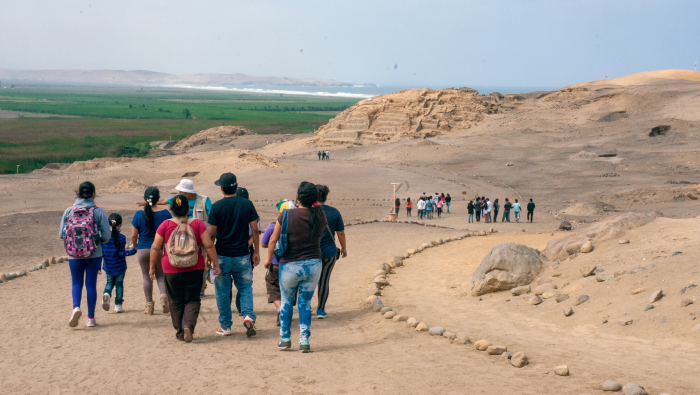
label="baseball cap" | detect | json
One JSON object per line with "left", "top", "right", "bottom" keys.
{"left": 276, "top": 199, "right": 295, "bottom": 213}
{"left": 175, "top": 179, "right": 196, "bottom": 194}
{"left": 236, "top": 187, "right": 249, "bottom": 199}
{"left": 214, "top": 172, "right": 237, "bottom": 188}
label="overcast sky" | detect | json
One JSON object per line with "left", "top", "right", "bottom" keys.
{"left": 1, "top": 0, "right": 699, "bottom": 88}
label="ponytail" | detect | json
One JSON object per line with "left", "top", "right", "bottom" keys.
{"left": 297, "top": 181, "right": 322, "bottom": 236}
{"left": 143, "top": 186, "right": 160, "bottom": 235}
{"left": 108, "top": 213, "right": 122, "bottom": 250}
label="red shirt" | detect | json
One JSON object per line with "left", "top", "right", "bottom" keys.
{"left": 156, "top": 218, "right": 208, "bottom": 273}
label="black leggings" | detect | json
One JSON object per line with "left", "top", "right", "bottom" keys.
{"left": 527, "top": 211, "right": 533, "bottom": 222}
{"left": 316, "top": 256, "right": 337, "bottom": 311}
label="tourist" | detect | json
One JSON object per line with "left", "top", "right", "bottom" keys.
{"left": 474, "top": 197, "right": 482, "bottom": 222}
{"left": 436, "top": 198, "right": 443, "bottom": 218}
{"left": 445, "top": 193, "right": 451, "bottom": 213}
{"left": 60, "top": 181, "right": 111, "bottom": 328}
{"left": 101, "top": 213, "right": 136, "bottom": 313}
{"left": 433, "top": 192, "right": 440, "bottom": 204}
{"left": 405, "top": 197, "right": 412, "bottom": 217}
{"left": 261, "top": 200, "right": 296, "bottom": 327}
{"left": 394, "top": 198, "right": 401, "bottom": 216}
{"left": 264, "top": 181, "right": 327, "bottom": 352}
{"left": 467, "top": 200, "right": 474, "bottom": 223}
{"left": 208, "top": 173, "right": 260, "bottom": 337}
{"left": 316, "top": 184, "right": 347, "bottom": 319}
{"left": 425, "top": 197, "right": 433, "bottom": 219}
{"left": 527, "top": 199, "right": 536, "bottom": 223}
{"left": 132, "top": 187, "right": 172, "bottom": 315}
{"left": 317, "top": 151, "right": 322, "bottom": 160}
{"left": 513, "top": 199, "right": 522, "bottom": 222}
{"left": 492, "top": 199, "right": 500, "bottom": 223}
{"left": 232, "top": 186, "right": 261, "bottom": 316}
{"left": 417, "top": 197, "right": 426, "bottom": 219}
{"left": 325, "top": 150, "right": 330, "bottom": 161}
{"left": 502, "top": 198, "right": 512, "bottom": 222}
{"left": 151, "top": 196, "right": 220, "bottom": 342}
{"left": 485, "top": 198, "right": 492, "bottom": 223}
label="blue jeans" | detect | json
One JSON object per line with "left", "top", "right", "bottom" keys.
{"left": 468, "top": 213, "right": 474, "bottom": 222}
{"left": 215, "top": 255, "right": 255, "bottom": 328}
{"left": 515, "top": 212, "right": 520, "bottom": 221}
{"left": 69, "top": 257, "right": 102, "bottom": 319}
{"left": 104, "top": 271, "right": 126, "bottom": 305}
{"left": 279, "top": 259, "right": 322, "bottom": 343}
{"left": 446, "top": 202, "right": 450, "bottom": 213}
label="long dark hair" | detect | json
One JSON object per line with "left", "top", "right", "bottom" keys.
{"left": 76, "top": 181, "right": 95, "bottom": 199}
{"left": 395, "top": 198, "right": 400, "bottom": 206}
{"left": 143, "top": 186, "right": 160, "bottom": 235}
{"left": 170, "top": 194, "right": 190, "bottom": 218}
{"left": 108, "top": 213, "right": 122, "bottom": 250}
{"left": 298, "top": 181, "right": 322, "bottom": 235}
{"left": 316, "top": 184, "right": 330, "bottom": 203}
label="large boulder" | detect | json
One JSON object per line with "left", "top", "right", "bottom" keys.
{"left": 467, "top": 243, "right": 548, "bottom": 296}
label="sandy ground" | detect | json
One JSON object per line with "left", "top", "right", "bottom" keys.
{"left": 2, "top": 72, "right": 700, "bottom": 394}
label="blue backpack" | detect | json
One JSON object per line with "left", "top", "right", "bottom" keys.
{"left": 274, "top": 209, "right": 289, "bottom": 259}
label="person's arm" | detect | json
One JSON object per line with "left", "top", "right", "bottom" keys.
{"left": 337, "top": 230, "right": 347, "bottom": 258}
{"left": 149, "top": 234, "right": 165, "bottom": 281}
{"left": 199, "top": 228, "right": 220, "bottom": 275}
{"left": 58, "top": 208, "right": 70, "bottom": 239}
{"left": 135, "top": 198, "right": 167, "bottom": 207}
{"left": 97, "top": 209, "right": 111, "bottom": 244}
{"left": 264, "top": 221, "right": 282, "bottom": 269}
{"left": 208, "top": 224, "right": 218, "bottom": 245}
{"left": 250, "top": 219, "right": 260, "bottom": 266}
{"left": 131, "top": 227, "right": 139, "bottom": 249}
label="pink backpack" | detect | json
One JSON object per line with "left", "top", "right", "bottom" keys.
{"left": 64, "top": 207, "right": 99, "bottom": 258}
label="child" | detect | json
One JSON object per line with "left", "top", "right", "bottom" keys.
{"left": 101, "top": 213, "right": 136, "bottom": 313}
{"left": 436, "top": 199, "right": 443, "bottom": 218}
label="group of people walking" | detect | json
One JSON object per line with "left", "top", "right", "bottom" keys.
{"left": 317, "top": 150, "right": 330, "bottom": 161}
{"left": 60, "top": 175, "right": 347, "bottom": 352}
{"left": 467, "top": 197, "right": 535, "bottom": 223}
{"left": 397, "top": 192, "right": 451, "bottom": 219}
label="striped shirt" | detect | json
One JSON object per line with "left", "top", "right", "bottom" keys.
{"left": 102, "top": 233, "right": 136, "bottom": 276}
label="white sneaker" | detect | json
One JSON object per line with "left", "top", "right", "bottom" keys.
{"left": 114, "top": 304, "right": 123, "bottom": 313}
{"left": 102, "top": 293, "right": 110, "bottom": 311}
{"left": 86, "top": 318, "right": 96, "bottom": 327}
{"left": 68, "top": 307, "right": 82, "bottom": 328}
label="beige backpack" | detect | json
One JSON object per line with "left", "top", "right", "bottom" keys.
{"left": 166, "top": 218, "right": 200, "bottom": 268}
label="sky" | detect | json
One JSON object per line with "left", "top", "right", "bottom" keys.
{"left": 1, "top": 0, "right": 699, "bottom": 89}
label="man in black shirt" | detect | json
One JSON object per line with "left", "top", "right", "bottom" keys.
{"left": 502, "top": 198, "right": 512, "bottom": 222}
{"left": 527, "top": 199, "right": 535, "bottom": 223}
{"left": 208, "top": 172, "right": 260, "bottom": 337}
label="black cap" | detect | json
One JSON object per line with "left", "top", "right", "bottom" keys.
{"left": 236, "top": 187, "right": 249, "bottom": 199}
{"left": 215, "top": 172, "right": 237, "bottom": 187}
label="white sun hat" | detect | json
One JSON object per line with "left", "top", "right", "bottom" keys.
{"left": 175, "top": 179, "right": 196, "bottom": 194}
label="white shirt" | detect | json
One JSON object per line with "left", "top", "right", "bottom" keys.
{"left": 486, "top": 201, "right": 492, "bottom": 213}
{"left": 417, "top": 200, "right": 426, "bottom": 210}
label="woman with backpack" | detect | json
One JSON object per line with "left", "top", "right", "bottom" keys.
{"left": 264, "top": 181, "right": 327, "bottom": 352}
{"left": 131, "top": 187, "right": 172, "bottom": 315}
{"left": 150, "top": 195, "right": 220, "bottom": 342}
{"left": 60, "top": 181, "right": 111, "bottom": 328}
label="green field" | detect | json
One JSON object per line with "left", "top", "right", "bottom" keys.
{"left": 0, "top": 85, "right": 360, "bottom": 174}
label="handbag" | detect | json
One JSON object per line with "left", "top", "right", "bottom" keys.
{"left": 274, "top": 209, "right": 289, "bottom": 259}
{"left": 325, "top": 224, "right": 341, "bottom": 260}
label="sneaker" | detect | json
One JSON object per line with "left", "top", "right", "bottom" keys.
{"left": 102, "top": 293, "right": 110, "bottom": 311}
{"left": 160, "top": 294, "right": 169, "bottom": 314}
{"left": 114, "top": 305, "right": 123, "bottom": 313}
{"left": 316, "top": 310, "right": 327, "bottom": 319}
{"left": 243, "top": 316, "right": 257, "bottom": 337}
{"left": 184, "top": 328, "right": 193, "bottom": 343}
{"left": 86, "top": 318, "right": 96, "bottom": 327}
{"left": 68, "top": 307, "right": 82, "bottom": 328}
{"left": 300, "top": 342, "right": 311, "bottom": 353}
{"left": 276, "top": 312, "right": 281, "bottom": 327}
{"left": 278, "top": 339, "right": 292, "bottom": 350}
{"left": 216, "top": 327, "right": 232, "bottom": 336}
{"left": 200, "top": 289, "right": 205, "bottom": 297}
{"left": 144, "top": 302, "right": 154, "bottom": 315}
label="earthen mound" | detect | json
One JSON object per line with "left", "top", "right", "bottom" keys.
{"left": 467, "top": 243, "right": 548, "bottom": 296}
{"left": 543, "top": 212, "right": 658, "bottom": 261}
{"left": 237, "top": 151, "right": 278, "bottom": 167}
{"left": 560, "top": 202, "right": 607, "bottom": 216}
{"left": 64, "top": 158, "right": 135, "bottom": 172}
{"left": 32, "top": 163, "right": 70, "bottom": 173}
{"left": 415, "top": 140, "right": 439, "bottom": 146}
{"left": 569, "top": 151, "right": 598, "bottom": 160}
{"left": 310, "top": 88, "right": 495, "bottom": 146}
{"left": 103, "top": 179, "right": 147, "bottom": 194}
{"left": 174, "top": 126, "right": 254, "bottom": 150}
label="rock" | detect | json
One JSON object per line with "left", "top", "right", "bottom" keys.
{"left": 442, "top": 331, "right": 457, "bottom": 340}
{"left": 564, "top": 307, "right": 573, "bottom": 316}
{"left": 533, "top": 283, "right": 558, "bottom": 295}
{"left": 429, "top": 327, "right": 446, "bottom": 336}
{"left": 467, "top": 243, "right": 548, "bottom": 296}
{"left": 407, "top": 318, "right": 419, "bottom": 328}
{"left": 555, "top": 294, "right": 569, "bottom": 303}
{"left": 542, "top": 290, "right": 556, "bottom": 299}
{"left": 392, "top": 315, "right": 408, "bottom": 322}
{"left": 421, "top": 243, "right": 431, "bottom": 249}
{"left": 388, "top": 261, "right": 397, "bottom": 269}
{"left": 56, "top": 257, "right": 64, "bottom": 263}
{"left": 50, "top": 256, "right": 57, "bottom": 265}
{"left": 18, "top": 271, "right": 26, "bottom": 277}
{"left": 562, "top": 283, "right": 584, "bottom": 295}
{"left": 672, "top": 251, "right": 682, "bottom": 256}
{"left": 619, "top": 318, "right": 633, "bottom": 326}
{"left": 384, "top": 311, "right": 396, "bottom": 319}
{"left": 595, "top": 275, "right": 606, "bottom": 282}
{"left": 486, "top": 345, "right": 507, "bottom": 355}
{"left": 511, "top": 285, "right": 531, "bottom": 296}
{"left": 554, "top": 365, "right": 569, "bottom": 376}
{"left": 454, "top": 333, "right": 471, "bottom": 344}
{"left": 62, "top": 256, "right": 69, "bottom": 261}
{"left": 681, "top": 299, "right": 694, "bottom": 307}
{"left": 368, "top": 288, "right": 382, "bottom": 297}
{"left": 407, "top": 249, "right": 418, "bottom": 255}
{"left": 373, "top": 276, "right": 387, "bottom": 284}
{"left": 372, "top": 303, "right": 384, "bottom": 312}
{"left": 415, "top": 322, "right": 429, "bottom": 332}
{"left": 371, "top": 298, "right": 383, "bottom": 307}
{"left": 619, "top": 239, "right": 630, "bottom": 244}
{"left": 42, "top": 260, "right": 50, "bottom": 269}
{"left": 373, "top": 270, "right": 386, "bottom": 277}
{"left": 559, "top": 221, "right": 572, "bottom": 231}
{"left": 365, "top": 295, "right": 378, "bottom": 304}
{"left": 475, "top": 340, "right": 491, "bottom": 351}
{"left": 529, "top": 295, "right": 543, "bottom": 305}
{"left": 511, "top": 352, "right": 528, "bottom": 368}
{"left": 601, "top": 380, "right": 622, "bottom": 391}
{"left": 478, "top": 230, "right": 487, "bottom": 236}
{"left": 489, "top": 227, "right": 494, "bottom": 234}
{"left": 580, "top": 241, "right": 594, "bottom": 253}
{"left": 574, "top": 295, "right": 589, "bottom": 306}
{"left": 502, "top": 351, "right": 514, "bottom": 360}
{"left": 631, "top": 288, "right": 647, "bottom": 295}
{"left": 621, "top": 383, "right": 648, "bottom": 395}
{"left": 0, "top": 273, "right": 7, "bottom": 282}
{"left": 579, "top": 265, "right": 597, "bottom": 277}
{"left": 382, "top": 263, "right": 392, "bottom": 272}
{"left": 648, "top": 290, "right": 663, "bottom": 303}
{"left": 380, "top": 306, "right": 393, "bottom": 313}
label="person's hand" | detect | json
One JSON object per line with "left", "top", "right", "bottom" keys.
{"left": 264, "top": 257, "right": 272, "bottom": 269}
{"left": 252, "top": 252, "right": 261, "bottom": 267}
{"left": 341, "top": 248, "right": 348, "bottom": 258}
{"left": 134, "top": 201, "right": 145, "bottom": 207}
{"left": 149, "top": 267, "right": 156, "bottom": 281}
{"left": 98, "top": 270, "right": 102, "bottom": 275}
{"left": 211, "top": 265, "right": 220, "bottom": 276}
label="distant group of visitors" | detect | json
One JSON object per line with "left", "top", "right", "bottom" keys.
{"left": 467, "top": 197, "right": 535, "bottom": 223}
{"left": 317, "top": 150, "right": 330, "bottom": 161}
{"left": 395, "top": 192, "right": 451, "bottom": 219}
{"left": 60, "top": 175, "right": 348, "bottom": 352}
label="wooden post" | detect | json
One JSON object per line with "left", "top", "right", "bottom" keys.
{"left": 16, "top": 165, "right": 19, "bottom": 174}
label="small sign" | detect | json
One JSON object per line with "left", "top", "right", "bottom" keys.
{"left": 462, "top": 191, "right": 467, "bottom": 195}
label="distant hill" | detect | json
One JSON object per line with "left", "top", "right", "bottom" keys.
{"left": 0, "top": 69, "right": 372, "bottom": 87}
